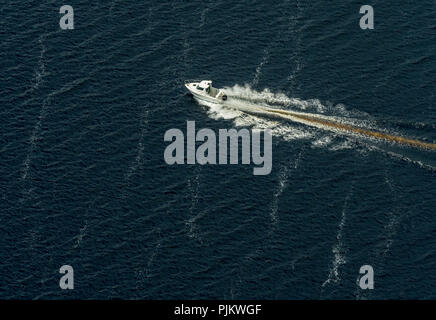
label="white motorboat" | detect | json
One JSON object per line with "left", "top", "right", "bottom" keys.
{"left": 185, "top": 80, "right": 227, "bottom": 103}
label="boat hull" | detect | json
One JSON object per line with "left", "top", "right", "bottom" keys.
{"left": 191, "top": 91, "right": 222, "bottom": 104}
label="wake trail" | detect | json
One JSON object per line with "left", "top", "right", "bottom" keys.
{"left": 21, "top": 35, "right": 49, "bottom": 181}
{"left": 264, "top": 108, "right": 436, "bottom": 150}
{"left": 250, "top": 0, "right": 304, "bottom": 88}
{"left": 21, "top": 35, "right": 48, "bottom": 97}
{"left": 270, "top": 161, "right": 290, "bottom": 224}
{"left": 270, "top": 148, "right": 304, "bottom": 225}
{"left": 212, "top": 85, "right": 436, "bottom": 151}
{"left": 121, "top": 108, "right": 150, "bottom": 199}
{"left": 185, "top": 167, "right": 205, "bottom": 243}
{"left": 322, "top": 183, "right": 353, "bottom": 288}
{"left": 21, "top": 75, "right": 92, "bottom": 205}
{"left": 145, "top": 228, "right": 163, "bottom": 279}
{"left": 252, "top": 49, "right": 270, "bottom": 87}
{"left": 381, "top": 170, "right": 402, "bottom": 256}
{"left": 21, "top": 96, "right": 50, "bottom": 182}
{"left": 125, "top": 109, "right": 149, "bottom": 180}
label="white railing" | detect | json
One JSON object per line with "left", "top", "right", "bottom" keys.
{"left": 184, "top": 79, "right": 203, "bottom": 84}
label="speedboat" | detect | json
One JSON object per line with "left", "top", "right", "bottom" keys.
{"left": 185, "top": 80, "right": 227, "bottom": 103}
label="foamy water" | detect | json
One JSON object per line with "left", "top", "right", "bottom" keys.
{"left": 193, "top": 84, "right": 435, "bottom": 161}
{"left": 194, "top": 84, "right": 378, "bottom": 147}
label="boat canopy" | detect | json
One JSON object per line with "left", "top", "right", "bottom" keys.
{"left": 198, "top": 80, "right": 212, "bottom": 89}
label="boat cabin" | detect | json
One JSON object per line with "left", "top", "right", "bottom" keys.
{"left": 193, "top": 80, "right": 218, "bottom": 97}
{"left": 185, "top": 79, "right": 227, "bottom": 101}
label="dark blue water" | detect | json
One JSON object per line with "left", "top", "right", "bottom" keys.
{"left": 0, "top": 0, "right": 435, "bottom": 299}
